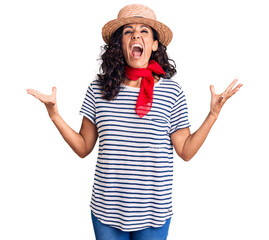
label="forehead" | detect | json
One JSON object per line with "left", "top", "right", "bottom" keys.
{"left": 123, "top": 23, "right": 151, "bottom": 29}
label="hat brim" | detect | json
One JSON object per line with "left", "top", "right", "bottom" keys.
{"left": 102, "top": 17, "right": 173, "bottom": 47}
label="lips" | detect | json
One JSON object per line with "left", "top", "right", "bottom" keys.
{"left": 130, "top": 43, "right": 143, "bottom": 58}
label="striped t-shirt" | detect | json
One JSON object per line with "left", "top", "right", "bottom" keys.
{"left": 79, "top": 77, "right": 191, "bottom": 232}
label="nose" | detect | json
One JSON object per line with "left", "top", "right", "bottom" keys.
{"left": 132, "top": 30, "right": 140, "bottom": 40}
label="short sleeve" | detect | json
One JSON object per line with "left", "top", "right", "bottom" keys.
{"left": 169, "top": 88, "right": 191, "bottom": 135}
{"left": 79, "top": 83, "right": 96, "bottom": 125}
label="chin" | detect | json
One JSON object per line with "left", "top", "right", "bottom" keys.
{"left": 126, "top": 59, "right": 148, "bottom": 68}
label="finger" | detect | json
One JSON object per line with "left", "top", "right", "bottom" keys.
{"left": 27, "top": 89, "right": 47, "bottom": 102}
{"left": 225, "top": 79, "right": 238, "bottom": 94}
{"left": 52, "top": 86, "right": 57, "bottom": 97}
{"left": 27, "top": 89, "right": 42, "bottom": 98}
{"left": 227, "top": 83, "right": 243, "bottom": 98}
{"left": 210, "top": 85, "right": 216, "bottom": 96}
{"left": 27, "top": 88, "right": 40, "bottom": 95}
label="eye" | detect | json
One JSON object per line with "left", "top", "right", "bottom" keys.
{"left": 141, "top": 29, "right": 148, "bottom": 33}
{"left": 124, "top": 30, "right": 133, "bottom": 35}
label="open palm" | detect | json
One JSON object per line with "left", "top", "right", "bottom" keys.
{"left": 27, "top": 87, "right": 59, "bottom": 119}
{"left": 210, "top": 79, "right": 243, "bottom": 119}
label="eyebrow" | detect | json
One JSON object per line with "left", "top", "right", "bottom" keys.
{"left": 123, "top": 25, "right": 150, "bottom": 30}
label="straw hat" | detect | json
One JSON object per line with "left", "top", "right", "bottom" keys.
{"left": 102, "top": 4, "right": 173, "bottom": 47}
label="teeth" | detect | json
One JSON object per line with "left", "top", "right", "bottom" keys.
{"left": 131, "top": 44, "right": 143, "bottom": 50}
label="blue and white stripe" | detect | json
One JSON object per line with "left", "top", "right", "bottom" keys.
{"left": 79, "top": 77, "right": 190, "bottom": 232}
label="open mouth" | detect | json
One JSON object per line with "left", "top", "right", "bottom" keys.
{"left": 131, "top": 43, "right": 143, "bottom": 58}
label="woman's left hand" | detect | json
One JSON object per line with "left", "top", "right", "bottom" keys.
{"left": 209, "top": 79, "right": 243, "bottom": 119}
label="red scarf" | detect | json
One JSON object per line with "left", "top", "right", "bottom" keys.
{"left": 124, "top": 60, "right": 165, "bottom": 118}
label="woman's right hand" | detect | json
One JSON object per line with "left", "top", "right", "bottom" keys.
{"left": 27, "top": 86, "right": 98, "bottom": 158}
{"left": 27, "top": 87, "right": 59, "bottom": 120}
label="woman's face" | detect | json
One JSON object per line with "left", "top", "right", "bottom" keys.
{"left": 121, "top": 23, "right": 158, "bottom": 69}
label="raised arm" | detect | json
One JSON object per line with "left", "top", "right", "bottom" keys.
{"left": 27, "top": 87, "right": 98, "bottom": 158}
{"left": 171, "top": 79, "right": 243, "bottom": 161}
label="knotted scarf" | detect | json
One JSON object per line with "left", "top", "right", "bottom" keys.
{"left": 124, "top": 60, "right": 165, "bottom": 118}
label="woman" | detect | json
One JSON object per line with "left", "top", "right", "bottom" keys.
{"left": 27, "top": 4, "right": 242, "bottom": 240}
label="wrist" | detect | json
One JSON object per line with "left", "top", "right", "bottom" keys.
{"left": 50, "top": 112, "right": 60, "bottom": 122}
{"left": 45, "top": 105, "right": 59, "bottom": 122}
{"left": 209, "top": 111, "right": 218, "bottom": 122}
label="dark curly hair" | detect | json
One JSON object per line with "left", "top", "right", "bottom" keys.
{"left": 97, "top": 26, "right": 177, "bottom": 101}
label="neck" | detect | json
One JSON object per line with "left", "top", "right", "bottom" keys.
{"left": 124, "top": 76, "right": 160, "bottom": 88}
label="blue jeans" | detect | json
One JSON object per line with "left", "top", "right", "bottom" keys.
{"left": 91, "top": 211, "right": 171, "bottom": 240}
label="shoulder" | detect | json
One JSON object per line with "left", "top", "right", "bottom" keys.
{"left": 90, "top": 79, "right": 100, "bottom": 88}
{"left": 87, "top": 79, "right": 102, "bottom": 94}
{"left": 160, "top": 77, "right": 184, "bottom": 95}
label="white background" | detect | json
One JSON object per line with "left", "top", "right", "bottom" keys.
{"left": 1, "top": 0, "right": 268, "bottom": 239}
